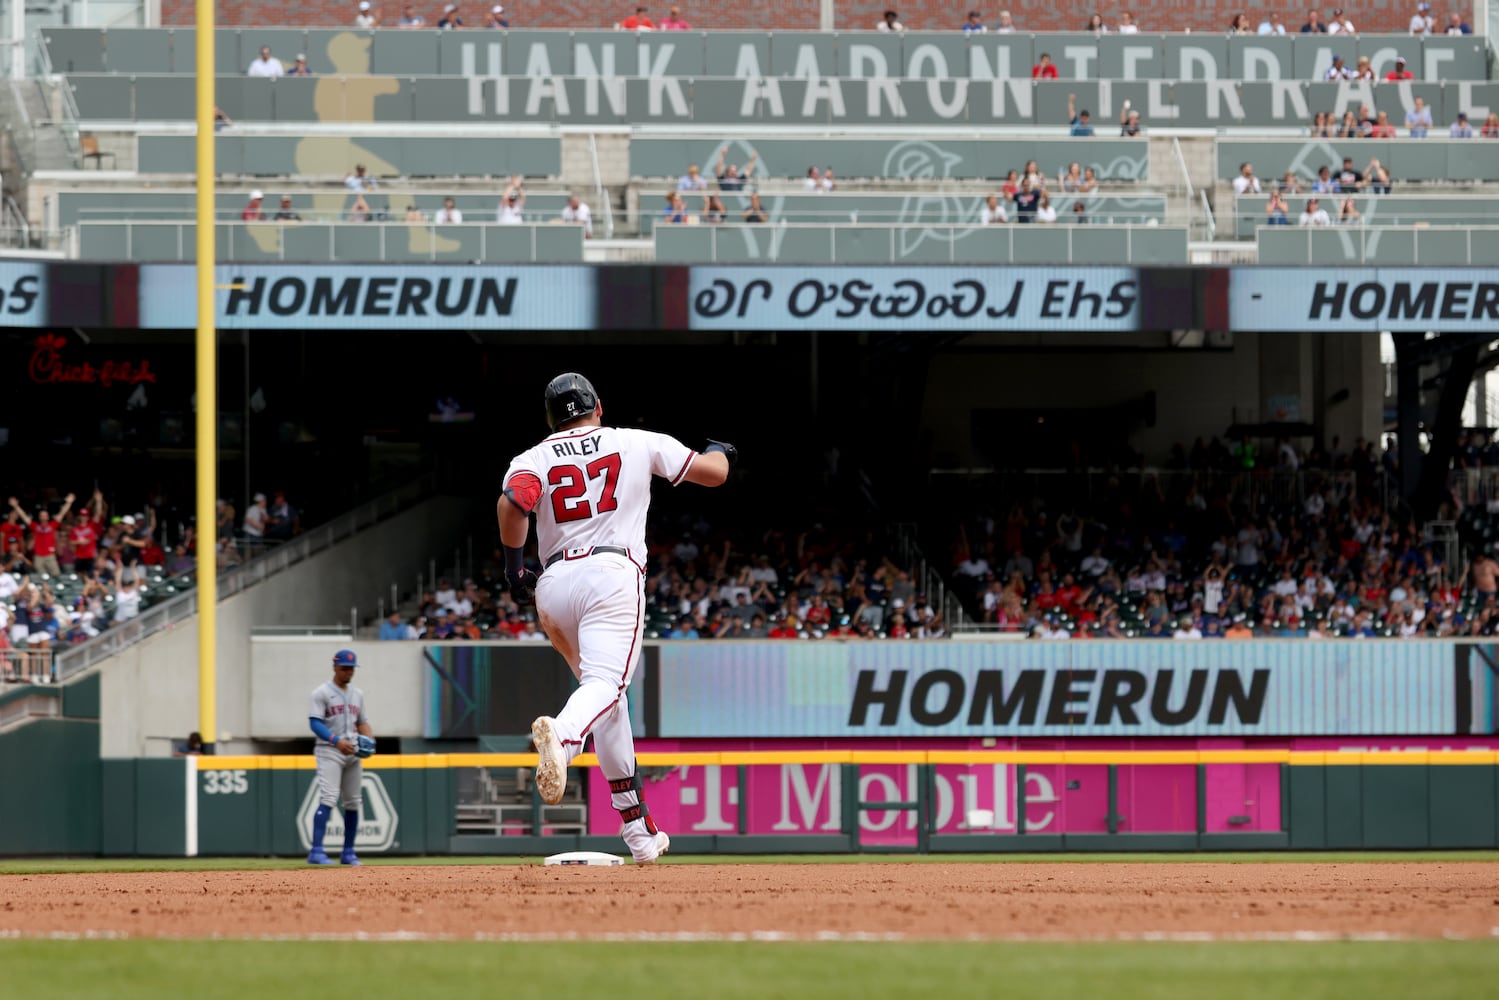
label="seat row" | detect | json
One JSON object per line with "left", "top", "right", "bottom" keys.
{"left": 69, "top": 74, "right": 1499, "bottom": 130}
{"left": 1231, "top": 195, "right": 1499, "bottom": 239}
{"left": 53, "top": 190, "right": 1167, "bottom": 232}
{"left": 43, "top": 26, "right": 1488, "bottom": 82}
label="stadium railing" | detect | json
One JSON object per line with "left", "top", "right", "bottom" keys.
{"left": 1217, "top": 139, "right": 1499, "bottom": 184}
{"left": 1231, "top": 195, "right": 1499, "bottom": 240}
{"left": 636, "top": 193, "right": 1169, "bottom": 235}
{"left": 1255, "top": 224, "right": 1499, "bottom": 265}
{"left": 76, "top": 219, "right": 587, "bottom": 262}
{"left": 654, "top": 222, "right": 1189, "bottom": 264}
{"left": 51, "top": 190, "right": 573, "bottom": 228}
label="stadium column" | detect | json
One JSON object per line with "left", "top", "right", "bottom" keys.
{"left": 195, "top": 0, "right": 218, "bottom": 754}
{"left": 7, "top": 1, "right": 22, "bottom": 80}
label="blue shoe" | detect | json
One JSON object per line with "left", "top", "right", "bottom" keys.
{"left": 340, "top": 852, "right": 362, "bottom": 866}
{"left": 307, "top": 850, "right": 334, "bottom": 866}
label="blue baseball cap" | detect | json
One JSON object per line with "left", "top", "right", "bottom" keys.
{"left": 332, "top": 649, "right": 358, "bottom": 668}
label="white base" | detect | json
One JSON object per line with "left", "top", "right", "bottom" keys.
{"left": 543, "top": 851, "right": 624, "bottom": 867}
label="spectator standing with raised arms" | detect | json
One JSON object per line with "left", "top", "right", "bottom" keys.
{"left": 8, "top": 494, "right": 72, "bottom": 578}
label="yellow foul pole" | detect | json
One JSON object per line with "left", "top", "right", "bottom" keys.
{"left": 195, "top": 0, "right": 218, "bottom": 753}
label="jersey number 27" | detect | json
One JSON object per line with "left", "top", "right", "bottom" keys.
{"left": 549, "top": 454, "right": 621, "bottom": 522}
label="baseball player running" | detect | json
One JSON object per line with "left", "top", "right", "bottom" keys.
{"left": 498, "top": 373, "right": 735, "bottom": 863}
{"left": 307, "top": 649, "right": 376, "bottom": 866}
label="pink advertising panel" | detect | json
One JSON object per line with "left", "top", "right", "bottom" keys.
{"left": 585, "top": 737, "right": 1499, "bottom": 844}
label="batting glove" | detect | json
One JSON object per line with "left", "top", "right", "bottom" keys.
{"left": 507, "top": 568, "right": 538, "bottom": 604}
{"left": 706, "top": 439, "right": 738, "bottom": 466}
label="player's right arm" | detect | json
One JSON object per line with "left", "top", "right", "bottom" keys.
{"left": 497, "top": 458, "right": 542, "bottom": 601}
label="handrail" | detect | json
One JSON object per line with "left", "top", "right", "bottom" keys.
{"left": 587, "top": 131, "right": 615, "bottom": 240}
{"left": 1170, "top": 135, "right": 1196, "bottom": 238}
{"left": 892, "top": 521, "right": 970, "bottom": 633}
{"left": 1199, "top": 189, "right": 1216, "bottom": 241}
{"left": 1170, "top": 135, "right": 1194, "bottom": 202}
{"left": 53, "top": 472, "right": 438, "bottom": 681}
{"left": 42, "top": 64, "right": 84, "bottom": 164}
{"left": 3, "top": 192, "right": 31, "bottom": 246}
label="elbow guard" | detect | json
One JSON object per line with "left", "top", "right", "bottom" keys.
{"left": 503, "top": 473, "right": 542, "bottom": 514}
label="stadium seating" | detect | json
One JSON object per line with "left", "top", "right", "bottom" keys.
{"left": 33, "top": 26, "right": 1499, "bottom": 265}
{"left": 653, "top": 223, "right": 1188, "bottom": 264}
{"left": 52, "top": 189, "right": 576, "bottom": 227}
{"left": 1218, "top": 140, "right": 1499, "bottom": 185}
{"left": 136, "top": 134, "right": 560, "bottom": 178}
{"left": 1231, "top": 195, "right": 1499, "bottom": 240}
{"left": 64, "top": 74, "right": 1499, "bottom": 129}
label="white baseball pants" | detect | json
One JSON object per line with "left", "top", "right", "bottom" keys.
{"left": 535, "top": 553, "right": 645, "bottom": 800}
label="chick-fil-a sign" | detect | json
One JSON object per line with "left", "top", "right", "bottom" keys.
{"left": 28, "top": 334, "right": 157, "bottom": 388}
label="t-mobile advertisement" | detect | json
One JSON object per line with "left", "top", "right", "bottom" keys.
{"left": 583, "top": 737, "right": 1499, "bottom": 844}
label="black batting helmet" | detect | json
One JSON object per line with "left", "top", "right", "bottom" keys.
{"left": 544, "top": 372, "right": 599, "bottom": 430}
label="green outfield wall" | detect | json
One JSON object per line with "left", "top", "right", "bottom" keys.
{"left": 54, "top": 751, "right": 1499, "bottom": 858}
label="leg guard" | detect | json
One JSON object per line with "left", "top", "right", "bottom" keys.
{"left": 608, "top": 771, "right": 658, "bottom": 835}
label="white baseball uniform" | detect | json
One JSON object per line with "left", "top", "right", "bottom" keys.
{"left": 503, "top": 424, "right": 696, "bottom": 856}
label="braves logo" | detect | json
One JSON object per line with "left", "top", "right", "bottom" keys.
{"left": 1281, "top": 140, "right": 1386, "bottom": 260}
{"left": 882, "top": 141, "right": 976, "bottom": 257}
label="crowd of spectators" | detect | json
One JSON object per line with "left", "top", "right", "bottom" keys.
{"left": 0, "top": 485, "right": 305, "bottom": 681}
{"left": 323, "top": 5, "right": 1475, "bottom": 35}
{"left": 1, "top": 489, "right": 183, "bottom": 681}
{"left": 1242, "top": 155, "right": 1400, "bottom": 228}
{"left": 1309, "top": 103, "right": 1497, "bottom": 141}
{"left": 379, "top": 521, "right": 945, "bottom": 642}
{"left": 942, "top": 432, "right": 1499, "bottom": 640}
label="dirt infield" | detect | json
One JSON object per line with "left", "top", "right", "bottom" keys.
{"left": 3, "top": 863, "right": 1497, "bottom": 941}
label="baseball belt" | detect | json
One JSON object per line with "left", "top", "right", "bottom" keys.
{"left": 542, "top": 545, "right": 630, "bottom": 570}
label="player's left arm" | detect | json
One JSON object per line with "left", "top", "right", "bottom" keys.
{"left": 643, "top": 431, "right": 736, "bottom": 488}
{"left": 683, "top": 448, "right": 731, "bottom": 487}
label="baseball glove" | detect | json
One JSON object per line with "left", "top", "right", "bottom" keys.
{"left": 356, "top": 734, "right": 377, "bottom": 759}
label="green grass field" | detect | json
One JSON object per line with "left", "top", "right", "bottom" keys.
{"left": 1, "top": 940, "right": 1495, "bottom": 1000}
{"left": 4, "top": 851, "right": 1499, "bottom": 875}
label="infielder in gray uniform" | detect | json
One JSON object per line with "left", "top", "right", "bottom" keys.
{"left": 307, "top": 649, "right": 375, "bottom": 866}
